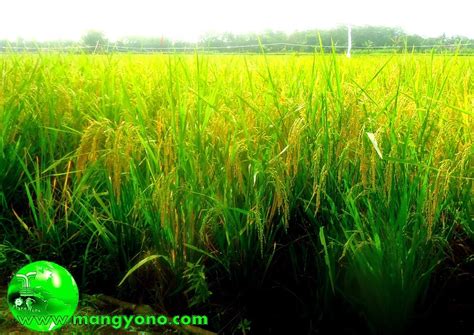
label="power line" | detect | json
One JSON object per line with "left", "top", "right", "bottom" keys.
{"left": 0, "top": 42, "right": 472, "bottom": 52}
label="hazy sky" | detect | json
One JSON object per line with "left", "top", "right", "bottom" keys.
{"left": 1, "top": 0, "right": 473, "bottom": 41}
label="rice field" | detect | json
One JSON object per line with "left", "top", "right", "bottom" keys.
{"left": 0, "top": 52, "right": 473, "bottom": 334}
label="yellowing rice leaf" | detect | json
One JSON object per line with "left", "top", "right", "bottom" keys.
{"left": 366, "top": 132, "right": 383, "bottom": 159}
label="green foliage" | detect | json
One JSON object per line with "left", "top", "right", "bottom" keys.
{"left": 235, "top": 318, "right": 251, "bottom": 335}
{"left": 183, "top": 259, "right": 212, "bottom": 307}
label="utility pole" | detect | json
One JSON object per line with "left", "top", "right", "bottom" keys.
{"left": 347, "top": 25, "right": 352, "bottom": 58}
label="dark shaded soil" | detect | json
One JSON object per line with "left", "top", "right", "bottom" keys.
{"left": 409, "top": 230, "right": 474, "bottom": 335}
{"left": 1, "top": 229, "right": 472, "bottom": 334}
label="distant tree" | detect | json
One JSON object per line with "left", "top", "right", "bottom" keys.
{"left": 82, "top": 31, "right": 107, "bottom": 49}
{"left": 0, "top": 39, "right": 8, "bottom": 52}
{"left": 364, "top": 40, "right": 374, "bottom": 52}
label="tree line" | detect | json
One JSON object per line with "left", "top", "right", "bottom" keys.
{"left": 1, "top": 26, "right": 473, "bottom": 53}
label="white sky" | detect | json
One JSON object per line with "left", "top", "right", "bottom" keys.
{"left": 0, "top": 0, "right": 473, "bottom": 42}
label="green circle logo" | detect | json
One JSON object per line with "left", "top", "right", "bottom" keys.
{"left": 7, "top": 261, "right": 79, "bottom": 332}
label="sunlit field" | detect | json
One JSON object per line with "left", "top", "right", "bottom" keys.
{"left": 0, "top": 52, "right": 472, "bottom": 334}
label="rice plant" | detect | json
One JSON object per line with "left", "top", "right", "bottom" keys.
{"left": 0, "top": 51, "right": 472, "bottom": 334}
